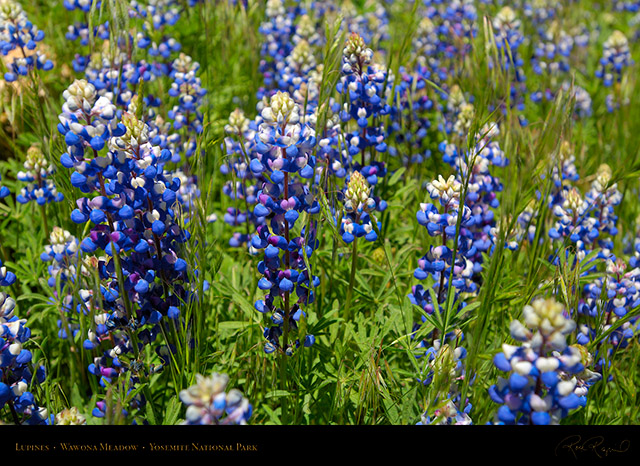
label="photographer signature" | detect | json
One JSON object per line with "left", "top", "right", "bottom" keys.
{"left": 555, "top": 435, "right": 630, "bottom": 459}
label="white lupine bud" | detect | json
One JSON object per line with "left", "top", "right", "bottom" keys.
{"left": 494, "top": 6, "right": 519, "bottom": 30}
{"left": 512, "top": 360, "right": 532, "bottom": 375}
{"left": 530, "top": 393, "right": 552, "bottom": 412}
{"left": 55, "top": 407, "right": 87, "bottom": 425}
{"left": 427, "top": 175, "right": 461, "bottom": 204}
{"left": 509, "top": 320, "right": 530, "bottom": 341}
{"left": 262, "top": 91, "right": 299, "bottom": 126}
{"left": 9, "top": 341, "right": 22, "bottom": 355}
{"left": 549, "top": 331, "right": 568, "bottom": 351}
{"left": 11, "top": 381, "right": 27, "bottom": 397}
{"left": 535, "top": 357, "right": 560, "bottom": 373}
{"left": 343, "top": 33, "right": 373, "bottom": 68}
{"left": 557, "top": 378, "right": 577, "bottom": 396}
{"left": 344, "top": 171, "right": 375, "bottom": 215}
{"left": 502, "top": 344, "right": 519, "bottom": 359}
{"left": 604, "top": 30, "right": 628, "bottom": 51}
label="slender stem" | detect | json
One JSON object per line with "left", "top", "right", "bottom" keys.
{"left": 344, "top": 237, "right": 358, "bottom": 322}
{"left": 38, "top": 203, "right": 50, "bottom": 240}
{"left": 7, "top": 400, "right": 20, "bottom": 425}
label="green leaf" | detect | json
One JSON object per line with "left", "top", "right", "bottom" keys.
{"left": 265, "top": 390, "right": 291, "bottom": 399}
{"left": 387, "top": 167, "right": 406, "bottom": 187}
{"left": 162, "top": 397, "right": 183, "bottom": 426}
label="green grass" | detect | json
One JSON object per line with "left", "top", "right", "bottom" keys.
{"left": 0, "top": 0, "right": 639, "bottom": 427}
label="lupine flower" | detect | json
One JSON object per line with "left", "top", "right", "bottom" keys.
{"left": 58, "top": 79, "right": 197, "bottom": 419}
{"left": 576, "top": 257, "right": 639, "bottom": 371}
{"left": 596, "top": 30, "right": 633, "bottom": 112}
{"left": 336, "top": 33, "right": 391, "bottom": 221}
{"left": 530, "top": 22, "right": 575, "bottom": 103}
{"left": 55, "top": 406, "right": 87, "bottom": 425}
{"left": 63, "top": 0, "right": 98, "bottom": 12}
{"left": 180, "top": 372, "right": 252, "bottom": 425}
{"left": 16, "top": 145, "right": 63, "bottom": 205}
{"left": 276, "top": 38, "right": 317, "bottom": 98}
{"left": 440, "top": 122, "right": 508, "bottom": 278}
{"left": 510, "top": 200, "right": 539, "bottom": 250}
{"left": 0, "top": 0, "right": 54, "bottom": 82}
{"left": 40, "top": 226, "right": 91, "bottom": 343}
{"left": 488, "top": 298, "right": 601, "bottom": 425}
{"left": 438, "top": 85, "right": 472, "bottom": 138}
{"left": 563, "top": 82, "right": 592, "bottom": 119}
{"left": 596, "top": 30, "right": 632, "bottom": 87}
{"left": 250, "top": 91, "right": 318, "bottom": 355}
{"left": 414, "top": 330, "right": 472, "bottom": 425}
{"left": 257, "top": 0, "right": 297, "bottom": 97}
{"left": 546, "top": 140, "right": 580, "bottom": 209}
{"left": 548, "top": 163, "right": 621, "bottom": 261}
{"left": 222, "top": 108, "right": 264, "bottom": 248}
{"left": 0, "top": 261, "right": 48, "bottom": 425}
{"left": 491, "top": 6, "right": 527, "bottom": 124}
{"left": 41, "top": 226, "right": 81, "bottom": 288}
{"left": 167, "top": 53, "right": 206, "bottom": 163}
{"left": 417, "top": 398, "right": 472, "bottom": 425}
{"left": 0, "top": 174, "right": 10, "bottom": 199}
{"left": 416, "top": 0, "right": 477, "bottom": 83}
{"left": 341, "top": 0, "right": 389, "bottom": 51}
{"left": 339, "top": 171, "right": 379, "bottom": 243}
{"left": 129, "top": 0, "right": 183, "bottom": 58}
{"left": 388, "top": 64, "right": 434, "bottom": 167}
{"left": 523, "top": 0, "right": 557, "bottom": 26}
{"left": 548, "top": 187, "right": 591, "bottom": 257}
{"left": 410, "top": 174, "right": 477, "bottom": 313}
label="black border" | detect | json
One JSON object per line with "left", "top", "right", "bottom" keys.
{"left": 1, "top": 424, "right": 637, "bottom": 460}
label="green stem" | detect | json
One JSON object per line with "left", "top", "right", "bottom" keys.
{"left": 38, "top": 203, "right": 50, "bottom": 240}
{"left": 344, "top": 237, "right": 358, "bottom": 322}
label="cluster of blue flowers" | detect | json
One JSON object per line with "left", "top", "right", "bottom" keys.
{"left": 339, "top": 170, "right": 379, "bottom": 244}
{"left": 406, "top": 85, "right": 513, "bottom": 426}
{"left": 388, "top": 64, "right": 434, "bottom": 167}
{"left": 548, "top": 163, "right": 621, "bottom": 260}
{"left": 524, "top": 2, "right": 594, "bottom": 109}
{"left": 63, "top": 0, "right": 109, "bottom": 73}
{"left": 578, "top": 258, "right": 639, "bottom": 351}
{"left": 411, "top": 174, "right": 477, "bottom": 311}
{"left": 0, "top": 260, "right": 48, "bottom": 425}
{"left": 0, "top": 0, "right": 54, "bottom": 82}
{"left": 221, "top": 108, "right": 264, "bottom": 249}
{"left": 167, "top": 53, "right": 206, "bottom": 164}
{"left": 257, "top": 0, "right": 298, "bottom": 99}
{"left": 596, "top": 30, "right": 633, "bottom": 112}
{"left": 179, "top": 372, "right": 252, "bottom": 425}
{"left": 16, "top": 145, "right": 63, "bottom": 206}
{"left": 488, "top": 298, "right": 601, "bottom": 425}
{"left": 4, "top": 0, "right": 639, "bottom": 428}
{"left": 56, "top": 76, "right": 195, "bottom": 420}
{"left": 336, "top": 33, "right": 390, "bottom": 235}
{"left": 250, "top": 91, "right": 318, "bottom": 355}
{"left": 414, "top": 330, "right": 472, "bottom": 425}
{"left": 491, "top": 6, "right": 528, "bottom": 124}
{"left": 447, "top": 122, "right": 509, "bottom": 269}
{"left": 419, "top": 0, "right": 477, "bottom": 83}
{"left": 530, "top": 26, "right": 575, "bottom": 103}
{"left": 0, "top": 174, "right": 10, "bottom": 199}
